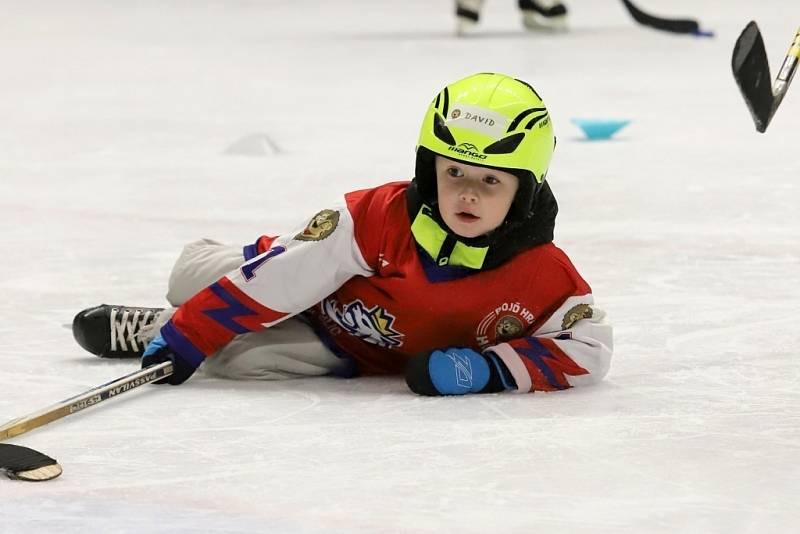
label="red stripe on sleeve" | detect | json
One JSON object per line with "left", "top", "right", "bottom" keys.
{"left": 216, "top": 277, "right": 287, "bottom": 330}
{"left": 170, "top": 277, "right": 287, "bottom": 357}
{"left": 537, "top": 337, "right": 590, "bottom": 390}
{"left": 256, "top": 235, "right": 278, "bottom": 255}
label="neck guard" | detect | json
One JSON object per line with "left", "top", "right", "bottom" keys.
{"left": 405, "top": 180, "right": 558, "bottom": 270}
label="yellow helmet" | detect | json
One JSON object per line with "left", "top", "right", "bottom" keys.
{"left": 414, "top": 73, "right": 555, "bottom": 223}
{"left": 418, "top": 72, "right": 554, "bottom": 177}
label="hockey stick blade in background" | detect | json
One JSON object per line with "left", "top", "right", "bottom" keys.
{"left": 733, "top": 22, "right": 800, "bottom": 132}
{"left": 620, "top": 0, "right": 709, "bottom": 36}
{"left": 0, "top": 361, "right": 173, "bottom": 441}
{"left": 0, "top": 444, "right": 62, "bottom": 481}
{"left": 732, "top": 22, "right": 773, "bottom": 132}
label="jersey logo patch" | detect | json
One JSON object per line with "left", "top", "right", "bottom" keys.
{"left": 561, "top": 303, "right": 593, "bottom": 330}
{"left": 495, "top": 316, "right": 524, "bottom": 340}
{"left": 294, "top": 209, "right": 340, "bottom": 241}
{"left": 475, "top": 302, "right": 535, "bottom": 349}
{"left": 322, "top": 298, "right": 404, "bottom": 348}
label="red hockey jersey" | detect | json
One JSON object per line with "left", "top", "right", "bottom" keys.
{"left": 164, "top": 182, "right": 613, "bottom": 392}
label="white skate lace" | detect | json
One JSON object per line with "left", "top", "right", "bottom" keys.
{"left": 109, "top": 308, "right": 159, "bottom": 352}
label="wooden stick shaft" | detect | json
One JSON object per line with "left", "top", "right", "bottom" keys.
{"left": 0, "top": 362, "right": 173, "bottom": 441}
{"left": 762, "top": 26, "right": 800, "bottom": 128}
{"left": 772, "top": 28, "right": 800, "bottom": 98}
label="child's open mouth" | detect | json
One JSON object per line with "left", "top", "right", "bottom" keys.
{"left": 456, "top": 212, "right": 479, "bottom": 222}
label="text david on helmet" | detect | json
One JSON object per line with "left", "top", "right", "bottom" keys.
{"left": 446, "top": 104, "right": 509, "bottom": 138}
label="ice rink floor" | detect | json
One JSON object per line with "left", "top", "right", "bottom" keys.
{"left": 1, "top": 1, "right": 799, "bottom": 532}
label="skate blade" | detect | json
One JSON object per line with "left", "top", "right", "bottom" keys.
{"left": 522, "top": 12, "right": 568, "bottom": 32}
{"left": 456, "top": 17, "right": 478, "bottom": 36}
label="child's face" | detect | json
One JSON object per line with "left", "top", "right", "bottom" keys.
{"left": 435, "top": 155, "right": 519, "bottom": 238}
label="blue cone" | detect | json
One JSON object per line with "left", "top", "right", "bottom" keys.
{"left": 571, "top": 118, "right": 631, "bottom": 140}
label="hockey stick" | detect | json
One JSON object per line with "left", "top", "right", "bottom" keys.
{"left": 0, "top": 362, "right": 172, "bottom": 481}
{"left": 732, "top": 21, "right": 800, "bottom": 132}
{"left": 0, "top": 361, "right": 173, "bottom": 442}
{"left": 620, "top": 0, "right": 710, "bottom": 36}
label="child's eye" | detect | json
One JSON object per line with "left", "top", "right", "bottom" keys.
{"left": 484, "top": 175, "right": 500, "bottom": 185}
{"left": 447, "top": 167, "right": 464, "bottom": 177}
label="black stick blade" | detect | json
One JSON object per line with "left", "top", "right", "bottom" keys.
{"left": 621, "top": 0, "right": 701, "bottom": 35}
{"left": 0, "top": 444, "right": 62, "bottom": 481}
{"left": 732, "top": 21, "right": 774, "bottom": 132}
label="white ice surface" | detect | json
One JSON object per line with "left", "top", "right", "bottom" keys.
{"left": 1, "top": 1, "right": 799, "bottom": 532}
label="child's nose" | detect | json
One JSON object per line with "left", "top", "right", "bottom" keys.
{"left": 459, "top": 186, "right": 478, "bottom": 203}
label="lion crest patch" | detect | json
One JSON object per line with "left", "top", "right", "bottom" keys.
{"left": 561, "top": 303, "right": 593, "bottom": 330}
{"left": 495, "top": 316, "right": 524, "bottom": 341}
{"left": 295, "top": 209, "right": 340, "bottom": 241}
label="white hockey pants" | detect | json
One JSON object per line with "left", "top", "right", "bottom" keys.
{"left": 163, "top": 239, "right": 344, "bottom": 380}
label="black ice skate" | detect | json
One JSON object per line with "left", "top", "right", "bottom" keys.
{"left": 519, "top": 0, "right": 568, "bottom": 31}
{"left": 72, "top": 304, "right": 166, "bottom": 358}
{"left": 455, "top": 0, "right": 484, "bottom": 36}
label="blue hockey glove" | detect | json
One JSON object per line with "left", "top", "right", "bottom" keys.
{"left": 405, "top": 347, "right": 513, "bottom": 396}
{"left": 141, "top": 334, "right": 201, "bottom": 385}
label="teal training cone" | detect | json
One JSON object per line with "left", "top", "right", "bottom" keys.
{"left": 571, "top": 118, "right": 630, "bottom": 140}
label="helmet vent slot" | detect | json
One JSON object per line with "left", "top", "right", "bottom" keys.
{"left": 483, "top": 132, "right": 525, "bottom": 154}
{"left": 507, "top": 107, "right": 546, "bottom": 132}
{"left": 433, "top": 113, "right": 457, "bottom": 145}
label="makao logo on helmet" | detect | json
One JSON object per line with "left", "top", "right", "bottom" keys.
{"left": 448, "top": 143, "right": 487, "bottom": 160}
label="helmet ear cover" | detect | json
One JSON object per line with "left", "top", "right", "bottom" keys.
{"left": 414, "top": 146, "right": 438, "bottom": 205}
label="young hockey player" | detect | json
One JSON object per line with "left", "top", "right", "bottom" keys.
{"left": 72, "top": 72, "right": 613, "bottom": 396}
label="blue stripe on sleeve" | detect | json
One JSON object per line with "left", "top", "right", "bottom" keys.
{"left": 203, "top": 282, "right": 257, "bottom": 335}
{"left": 518, "top": 338, "right": 569, "bottom": 391}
